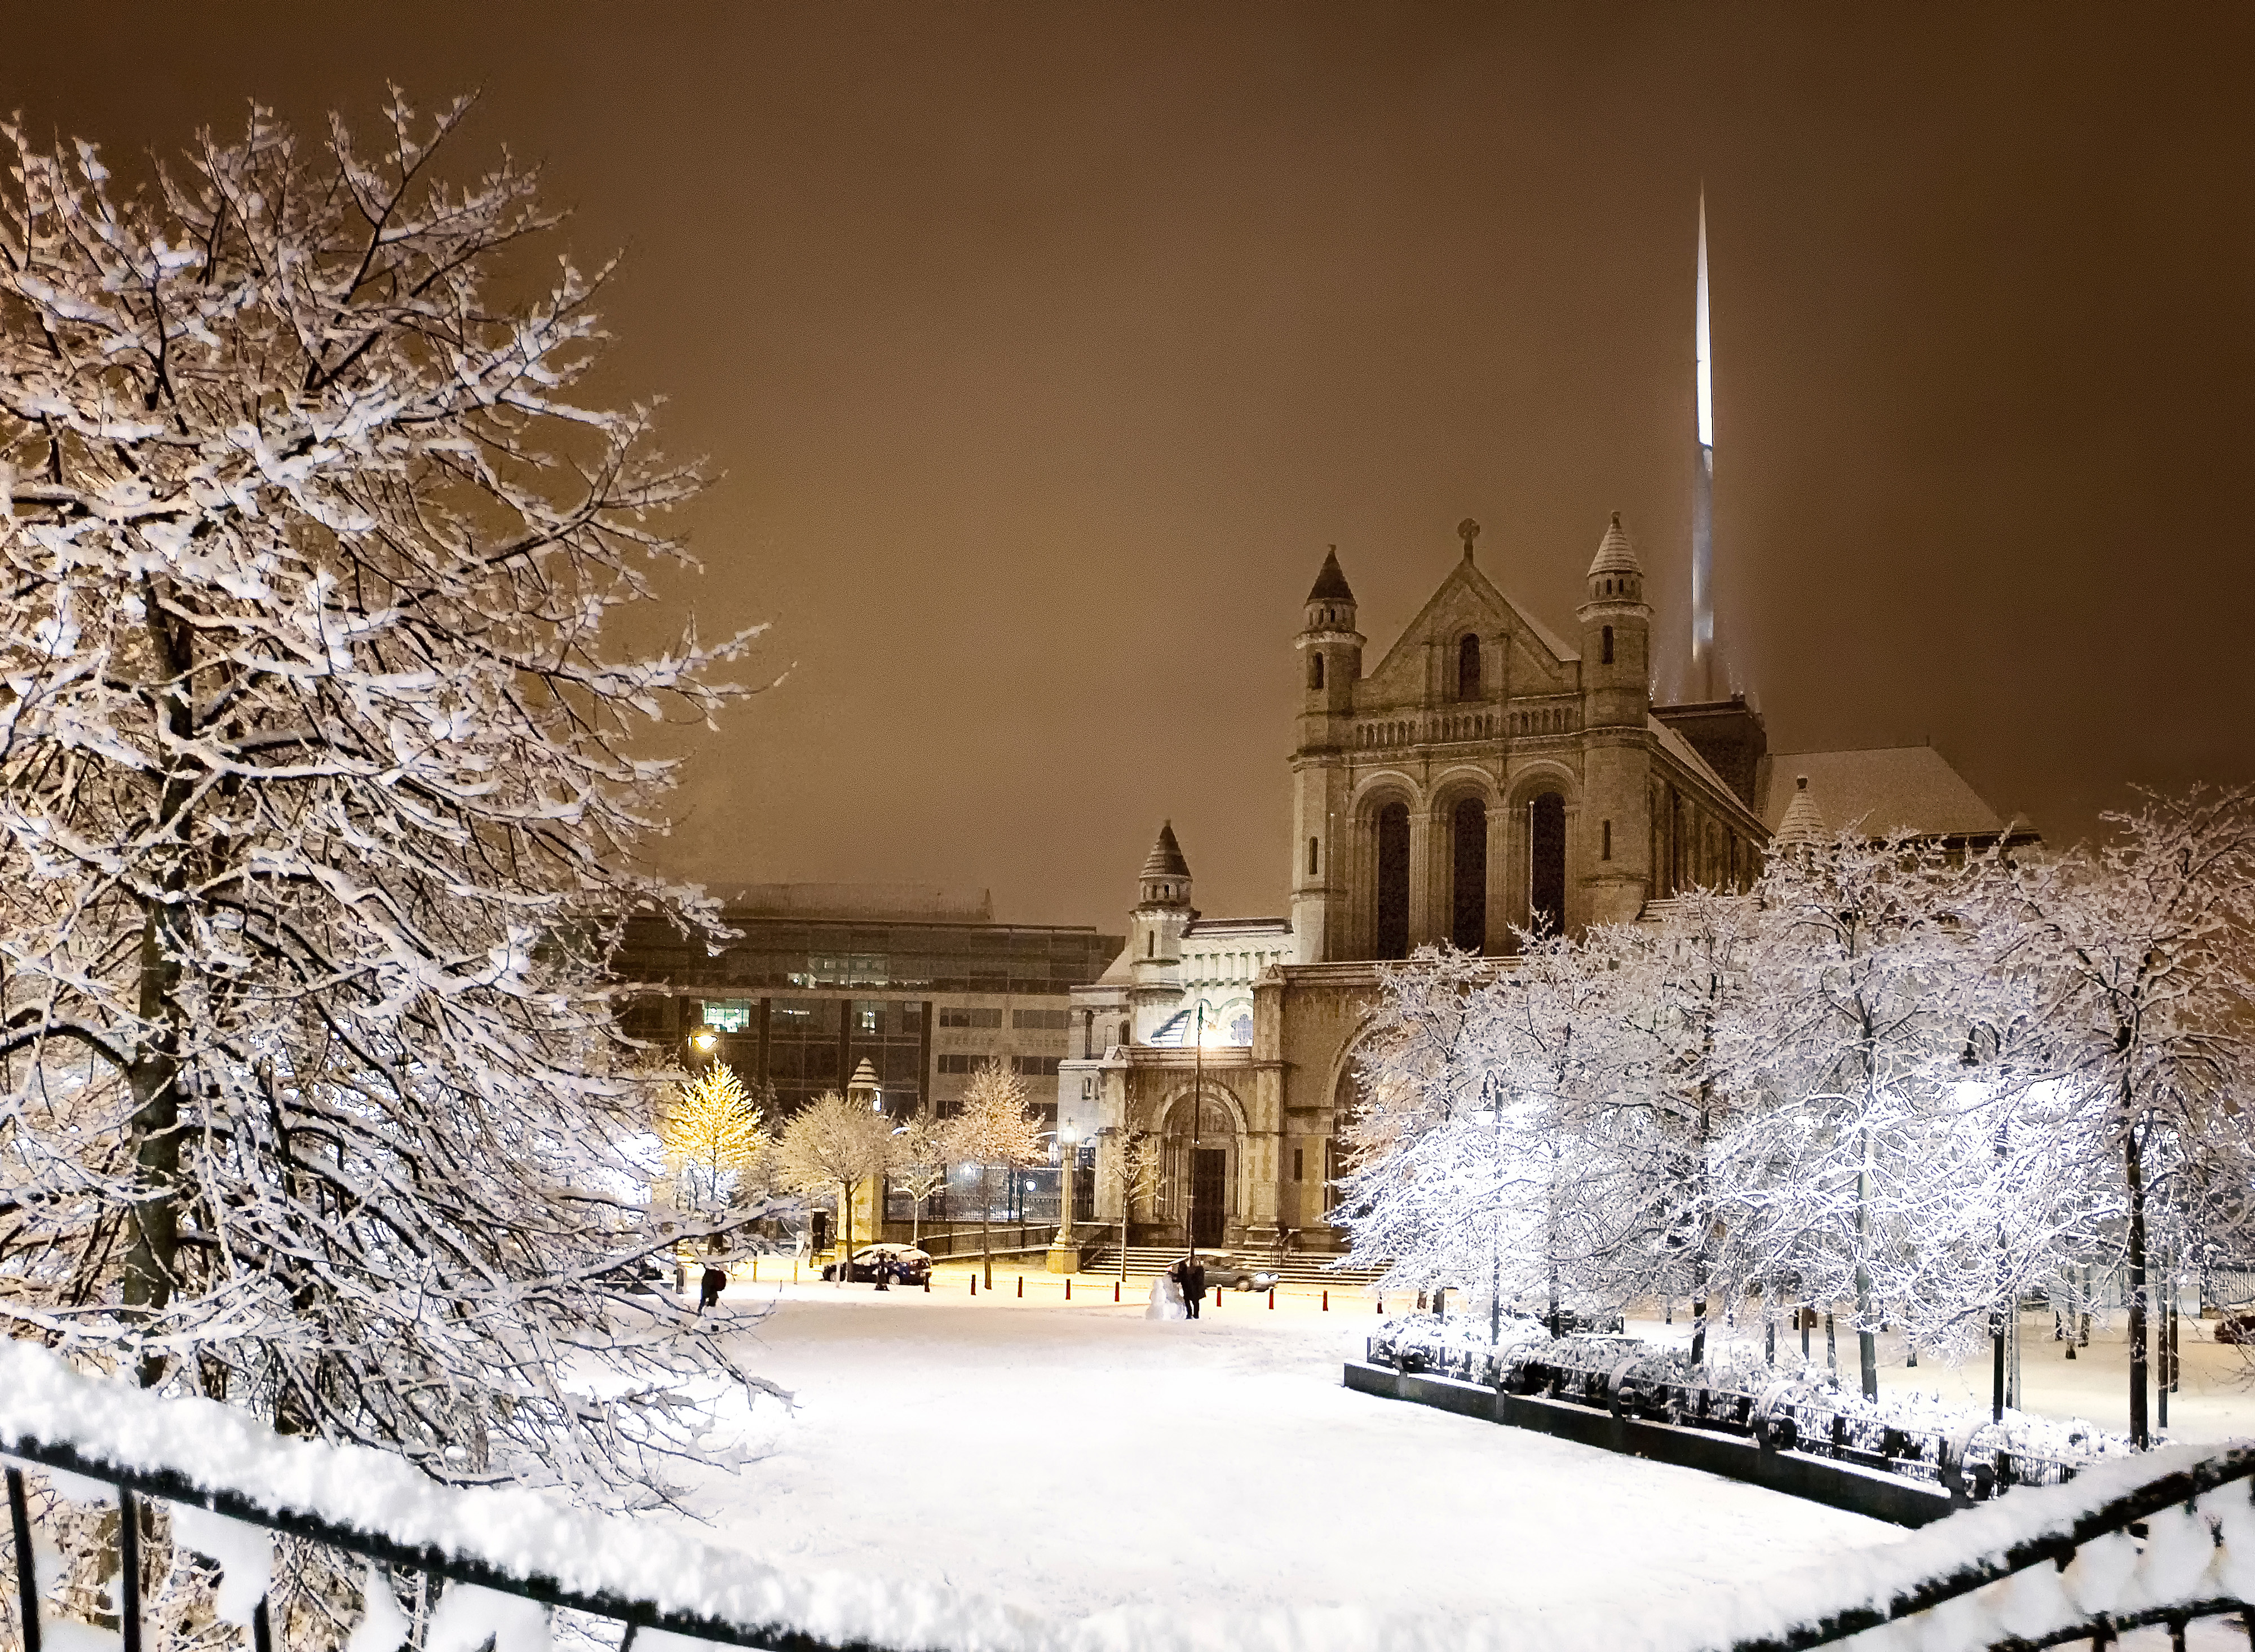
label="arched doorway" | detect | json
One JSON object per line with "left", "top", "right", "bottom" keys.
{"left": 1451, "top": 796, "right": 1487, "bottom": 952}
{"left": 1164, "top": 1090, "right": 1235, "bottom": 1249}
{"left": 1529, "top": 792, "right": 1566, "bottom": 937}
{"left": 1374, "top": 801, "right": 1410, "bottom": 960}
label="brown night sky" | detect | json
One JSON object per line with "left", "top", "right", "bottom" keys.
{"left": 13, "top": 5, "right": 2255, "bottom": 928}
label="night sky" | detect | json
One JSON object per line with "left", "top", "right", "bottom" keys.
{"left": 15, "top": 5, "right": 2254, "bottom": 928}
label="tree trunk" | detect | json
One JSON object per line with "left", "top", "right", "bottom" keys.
{"left": 121, "top": 907, "right": 183, "bottom": 1389}
{"left": 837, "top": 1179, "right": 852, "bottom": 1286}
{"left": 981, "top": 1162, "right": 993, "bottom": 1290}
{"left": 1854, "top": 1126, "right": 1878, "bottom": 1399}
{"left": 2125, "top": 1107, "right": 2150, "bottom": 1447}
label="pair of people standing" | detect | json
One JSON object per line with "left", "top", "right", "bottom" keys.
{"left": 1171, "top": 1256, "right": 1207, "bottom": 1319}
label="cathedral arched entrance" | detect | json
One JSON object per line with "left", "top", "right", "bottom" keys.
{"left": 1450, "top": 796, "right": 1487, "bottom": 952}
{"left": 1529, "top": 790, "right": 1566, "bottom": 938}
{"left": 1374, "top": 801, "right": 1410, "bottom": 960}
{"left": 1157, "top": 1085, "right": 1243, "bottom": 1249}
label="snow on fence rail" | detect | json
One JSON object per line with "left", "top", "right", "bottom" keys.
{"left": 11, "top": 1335, "right": 2255, "bottom": 1652}
{"left": 0, "top": 1340, "right": 1037, "bottom": 1652}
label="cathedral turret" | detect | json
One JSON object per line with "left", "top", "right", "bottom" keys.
{"left": 1578, "top": 513, "right": 1650, "bottom": 730}
{"left": 1129, "top": 822, "right": 1195, "bottom": 1041}
{"left": 1297, "top": 547, "right": 1361, "bottom": 714}
{"left": 1577, "top": 513, "right": 1656, "bottom": 926}
{"left": 1291, "top": 549, "right": 1360, "bottom": 964}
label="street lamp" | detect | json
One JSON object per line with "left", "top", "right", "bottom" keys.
{"left": 689, "top": 1028, "right": 717, "bottom": 1057}
{"left": 1056, "top": 1121, "right": 1078, "bottom": 1247}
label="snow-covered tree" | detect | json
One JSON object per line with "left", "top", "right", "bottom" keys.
{"left": 943, "top": 1059, "right": 1044, "bottom": 1289}
{"left": 1604, "top": 889, "right": 1769, "bottom": 1365}
{"left": 659, "top": 1063, "right": 768, "bottom": 1214}
{"left": 1739, "top": 828, "right": 1997, "bottom": 1397}
{"left": 2010, "top": 786, "right": 2255, "bottom": 1443}
{"left": 1100, "top": 1126, "right": 1163, "bottom": 1276}
{"left": 0, "top": 95, "right": 773, "bottom": 1500}
{"left": 893, "top": 1113, "right": 950, "bottom": 1248}
{"left": 774, "top": 1090, "right": 897, "bottom": 1280}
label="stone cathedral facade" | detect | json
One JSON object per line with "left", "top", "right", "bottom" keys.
{"left": 1055, "top": 513, "right": 2013, "bottom": 1260}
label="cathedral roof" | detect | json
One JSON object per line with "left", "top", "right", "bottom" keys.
{"left": 1771, "top": 775, "right": 1829, "bottom": 850}
{"left": 1140, "top": 820, "right": 1192, "bottom": 880}
{"left": 1306, "top": 548, "right": 1356, "bottom": 604}
{"left": 1755, "top": 746, "right": 2020, "bottom": 842}
{"left": 1586, "top": 512, "right": 1643, "bottom": 578}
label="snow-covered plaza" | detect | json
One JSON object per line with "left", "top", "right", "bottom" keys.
{"left": 649, "top": 1268, "right": 2255, "bottom": 1641}
{"left": 681, "top": 1277, "right": 1905, "bottom": 1627}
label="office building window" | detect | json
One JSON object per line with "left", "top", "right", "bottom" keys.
{"left": 700, "top": 999, "right": 751, "bottom": 1032}
{"left": 1010, "top": 1055, "right": 1062, "bottom": 1077}
{"left": 1013, "top": 1008, "right": 1070, "bottom": 1030}
{"left": 939, "top": 1006, "right": 1004, "bottom": 1028}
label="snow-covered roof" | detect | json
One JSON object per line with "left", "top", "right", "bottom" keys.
{"left": 1756, "top": 746, "right": 2014, "bottom": 841}
{"left": 1645, "top": 714, "right": 1750, "bottom": 817}
{"left": 1183, "top": 917, "right": 1290, "bottom": 940}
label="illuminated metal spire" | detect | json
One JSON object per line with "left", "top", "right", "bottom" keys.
{"left": 1691, "top": 189, "right": 1716, "bottom": 699}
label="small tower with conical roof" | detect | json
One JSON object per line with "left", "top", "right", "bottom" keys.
{"left": 1290, "top": 548, "right": 1363, "bottom": 964}
{"left": 1129, "top": 821, "right": 1195, "bottom": 1042}
{"left": 1577, "top": 513, "right": 1657, "bottom": 925}
{"left": 1772, "top": 775, "right": 1827, "bottom": 852}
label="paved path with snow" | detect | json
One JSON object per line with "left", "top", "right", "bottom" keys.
{"left": 683, "top": 1284, "right": 1910, "bottom": 1625}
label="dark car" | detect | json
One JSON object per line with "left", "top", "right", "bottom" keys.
{"left": 1186, "top": 1255, "right": 1280, "bottom": 1292}
{"left": 821, "top": 1244, "right": 933, "bottom": 1286}
{"left": 596, "top": 1255, "right": 673, "bottom": 1297}
{"left": 2216, "top": 1311, "right": 2255, "bottom": 1345}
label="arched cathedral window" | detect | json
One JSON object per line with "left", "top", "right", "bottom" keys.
{"left": 1309, "top": 652, "right": 1325, "bottom": 690}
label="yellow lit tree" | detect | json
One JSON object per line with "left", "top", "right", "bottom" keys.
{"left": 660, "top": 1063, "right": 768, "bottom": 1214}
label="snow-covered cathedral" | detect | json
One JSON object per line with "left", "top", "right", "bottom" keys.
{"left": 1056, "top": 200, "right": 2032, "bottom": 1261}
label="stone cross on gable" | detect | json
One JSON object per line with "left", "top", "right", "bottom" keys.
{"left": 1457, "top": 517, "right": 1479, "bottom": 561}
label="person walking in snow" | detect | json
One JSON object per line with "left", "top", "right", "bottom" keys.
{"left": 698, "top": 1260, "right": 728, "bottom": 1313}
{"left": 874, "top": 1253, "right": 894, "bottom": 1292}
{"left": 1182, "top": 1255, "right": 1206, "bottom": 1320}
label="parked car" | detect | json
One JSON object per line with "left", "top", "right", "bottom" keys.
{"left": 821, "top": 1244, "right": 932, "bottom": 1285}
{"left": 2215, "top": 1311, "right": 2255, "bottom": 1345}
{"left": 1188, "top": 1255, "right": 1280, "bottom": 1292}
{"left": 596, "top": 1255, "right": 673, "bottom": 1297}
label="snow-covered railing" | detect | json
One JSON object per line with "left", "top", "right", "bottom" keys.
{"left": 0, "top": 1341, "right": 1027, "bottom": 1652}
{"left": 1366, "top": 1318, "right": 2127, "bottom": 1508}
{"left": 1715, "top": 1439, "right": 2255, "bottom": 1650}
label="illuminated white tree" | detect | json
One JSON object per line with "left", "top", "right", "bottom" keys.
{"left": 659, "top": 1063, "right": 769, "bottom": 1214}
{"left": 775, "top": 1090, "right": 897, "bottom": 1280}
{"left": 943, "top": 1059, "right": 1044, "bottom": 1288}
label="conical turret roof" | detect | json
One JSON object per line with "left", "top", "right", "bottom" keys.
{"left": 847, "top": 1057, "right": 881, "bottom": 1094}
{"left": 1141, "top": 820, "right": 1191, "bottom": 881}
{"left": 1307, "top": 547, "right": 1356, "bottom": 604}
{"left": 1587, "top": 512, "right": 1643, "bottom": 578}
{"left": 1772, "top": 775, "right": 1828, "bottom": 850}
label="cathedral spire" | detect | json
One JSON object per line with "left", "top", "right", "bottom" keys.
{"left": 1691, "top": 188, "right": 1716, "bottom": 700}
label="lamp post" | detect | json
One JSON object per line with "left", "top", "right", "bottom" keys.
{"left": 1184, "top": 1002, "right": 1206, "bottom": 1262}
{"left": 1485, "top": 1077, "right": 1505, "bottom": 1347}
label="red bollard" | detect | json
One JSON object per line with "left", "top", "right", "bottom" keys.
{"left": 1065, "top": 1278, "right": 1072, "bottom": 1301}
{"left": 970, "top": 1276, "right": 977, "bottom": 1296}
{"left": 1268, "top": 1287, "right": 1275, "bottom": 1310}
{"left": 1377, "top": 1295, "right": 1383, "bottom": 1315}
{"left": 1017, "top": 1275, "right": 1023, "bottom": 1298}
{"left": 1114, "top": 1281, "right": 1121, "bottom": 1302}
{"left": 923, "top": 1277, "right": 930, "bottom": 1293}
{"left": 1322, "top": 1290, "right": 1329, "bottom": 1311}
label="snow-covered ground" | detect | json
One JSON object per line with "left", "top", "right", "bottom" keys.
{"left": 682, "top": 1275, "right": 1907, "bottom": 1626}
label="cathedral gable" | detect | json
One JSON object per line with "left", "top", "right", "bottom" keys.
{"left": 1360, "top": 560, "right": 1580, "bottom": 706}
